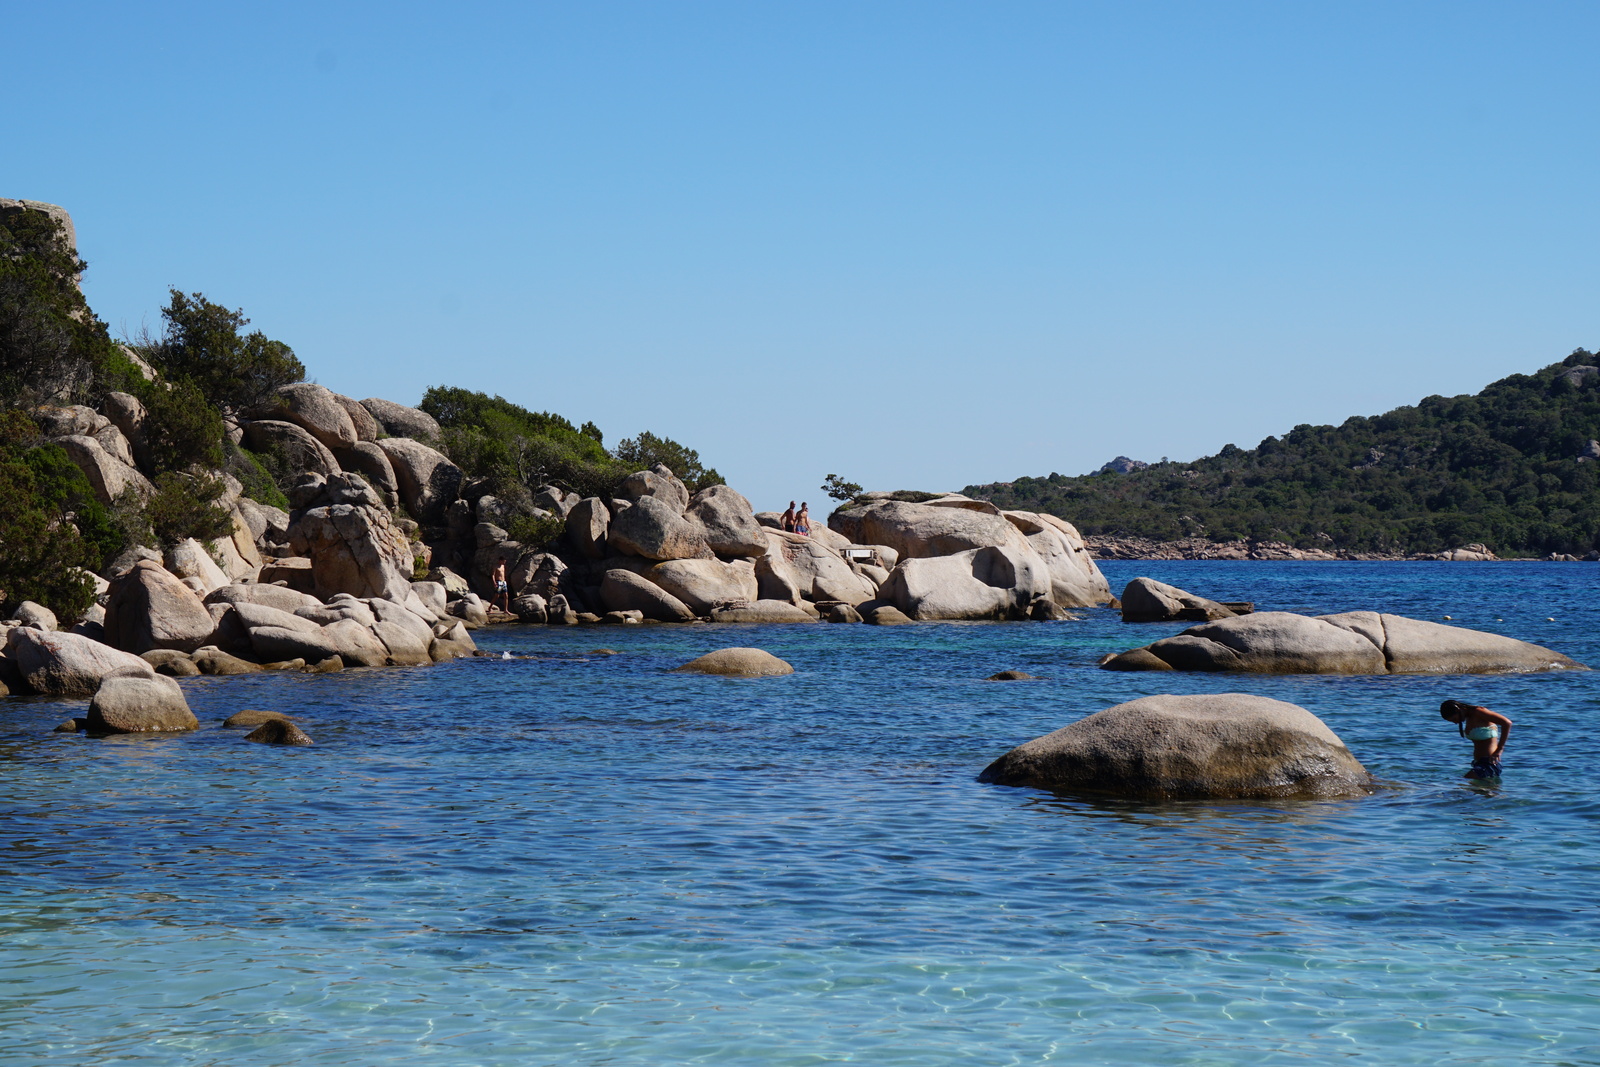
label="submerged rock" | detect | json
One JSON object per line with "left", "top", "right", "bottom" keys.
{"left": 978, "top": 693, "right": 1373, "bottom": 799}
{"left": 224, "top": 709, "right": 294, "bottom": 727}
{"left": 6, "top": 627, "right": 153, "bottom": 695}
{"left": 244, "top": 718, "right": 314, "bottom": 745}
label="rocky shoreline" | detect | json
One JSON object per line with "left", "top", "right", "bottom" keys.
{"left": 1085, "top": 535, "right": 1598, "bottom": 562}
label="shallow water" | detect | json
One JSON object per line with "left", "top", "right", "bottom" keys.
{"left": 3, "top": 561, "right": 1598, "bottom": 1065}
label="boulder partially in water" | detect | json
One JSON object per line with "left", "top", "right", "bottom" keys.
{"left": 86, "top": 673, "right": 198, "bottom": 734}
{"left": 708, "top": 600, "right": 816, "bottom": 624}
{"left": 244, "top": 718, "right": 314, "bottom": 745}
{"left": 1119, "top": 577, "right": 1237, "bottom": 623}
{"left": 1100, "top": 610, "right": 1584, "bottom": 674}
{"left": 672, "top": 647, "right": 794, "bottom": 677}
{"left": 978, "top": 693, "right": 1373, "bottom": 799}
{"left": 6, "top": 626, "right": 153, "bottom": 695}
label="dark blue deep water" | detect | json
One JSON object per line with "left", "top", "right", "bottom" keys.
{"left": 3, "top": 562, "right": 1599, "bottom": 1065}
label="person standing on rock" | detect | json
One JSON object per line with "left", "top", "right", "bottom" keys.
{"left": 490, "top": 558, "right": 511, "bottom": 616}
{"left": 795, "top": 502, "right": 811, "bottom": 536}
{"left": 781, "top": 501, "right": 797, "bottom": 532}
{"left": 1440, "top": 699, "right": 1512, "bottom": 779}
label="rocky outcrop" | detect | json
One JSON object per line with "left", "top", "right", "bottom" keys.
{"left": 1436, "top": 543, "right": 1498, "bottom": 562}
{"left": 978, "top": 693, "right": 1374, "bottom": 800}
{"left": 6, "top": 626, "right": 154, "bottom": 695}
{"left": 53, "top": 434, "right": 153, "bottom": 504}
{"left": 360, "top": 398, "right": 441, "bottom": 443}
{"left": 619, "top": 465, "right": 690, "bottom": 513}
{"left": 878, "top": 544, "right": 1051, "bottom": 620}
{"left": 758, "top": 531, "right": 878, "bottom": 606}
{"left": 644, "top": 558, "right": 758, "bottom": 615}
{"left": 864, "top": 604, "right": 913, "bottom": 625}
{"left": 1001, "top": 510, "right": 1110, "bottom": 607}
{"left": 86, "top": 672, "right": 198, "bottom": 734}
{"left": 319, "top": 618, "right": 391, "bottom": 667}
{"left": 101, "top": 391, "right": 151, "bottom": 469}
{"left": 164, "top": 538, "right": 231, "bottom": 594}
{"left": 562, "top": 497, "right": 608, "bottom": 561}
{"left": 104, "top": 560, "right": 216, "bottom": 654}
{"left": 672, "top": 647, "right": 795, "bottom": 676}
{"left": 836, "top": 499, "right": 1019, "bottom": 559}
{"left": 258, "top": 383, "right": 360, "bottom": 452}
{"left": 1119, "top": 577, "right": 1236, "bottom": 623}
{"left": 374, "top": 437, "right": 461, "bottom": 524}
{"left": 607, "top": 496, "right": 711, "bottom": 561}
{"left": 205, "top": 583, "right": 321, "bottom": 614}
{"left": 1086, "top": 535, "right": 1343, "bottom": 561}
{"left": 829, "top": 497, "right": 1109, "bottom": 617}
{"left": 332, "top": 441, "right": 400, "bottom": 507}
{"left": 600, "top": 569, "right": 696, "bottom": 622}
{"left": 11, "top": 602, "right": 57, "bottom": 631}
{"left": 332, "top": 394, "right": 381, "bottom": 442}
{"left": 708, "top": 600, "right": 816, "bottom": 624}
{"left": 242, "top": 420, "right": 340, "bottom": 478}
{"left": 685, "top": 485, "right": 767, "bottom": 557}
{"left": 429, "top": 620, "right": 476, "bottom": 660}
{"left": 287, "top": 473, "right": 415, "bottom": 601}
{"left": 1101, "top": 611, "right": 1585, "bottom": 674}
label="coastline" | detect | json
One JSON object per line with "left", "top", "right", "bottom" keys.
{"left": 1085, "top": 535, "right": 1598, "bottom": 562}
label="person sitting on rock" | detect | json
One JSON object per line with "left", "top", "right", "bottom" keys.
{"left": 490, "top": 558, "right": 511, "bottom": 616}
{"left": 781, "top": 501, "right": 797, "bottom": 532}
{"left": 1440, "top": 699, "right": 1512, "bottom": 779}
{"left": 794, "top": 502, "right": 811, "bottom": 536}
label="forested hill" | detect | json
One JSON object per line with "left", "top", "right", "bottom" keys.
{"left": 965, "top": 351, "right": 1600, "bottom": 557}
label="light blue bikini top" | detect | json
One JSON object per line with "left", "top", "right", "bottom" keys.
{"left": 1465, "top": 725, "right": 1500, "bottom": 741}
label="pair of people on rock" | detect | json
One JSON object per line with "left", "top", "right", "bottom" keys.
{"left": 780, "top": 501, "right": 811, "bottom": 536}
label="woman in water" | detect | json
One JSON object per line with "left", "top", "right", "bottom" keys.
{"left": 1439, "top": 699, "right": 1512, "bottom": 779}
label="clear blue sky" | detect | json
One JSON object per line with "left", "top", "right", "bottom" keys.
{"left": 8, "top": 1, "right": 1598, "bottom": 510}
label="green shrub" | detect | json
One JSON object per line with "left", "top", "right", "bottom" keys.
{"left": 422, "top": 385, "right": 639, "bottom": 500}
{"left": 140, "top": 290, "right": 304, "bottom": 416}
{"left": 822, "top": 474, "right": 863, "bottom": 502}
{"left": 0, "top": 411, "right": 97, "bottom": 619}
{"left": 612, "top": 430, "right": 723, "bottom": 492}
{"left": 227, "top": 444, "right": 290, "bottom": 509}
{"left": 22, "top": 442, "right": 125, "bottom": 567}
{"left": 507, "top": 512, "right": 566, "bottom": 548}
{"left": 136, "top": 377, "right": 226, "bottom": 474}
{"left": 140, "top": 472, "right": 236, "bottom": 548}
{"left": 0, "top": 205, "right": 129, "bottom": 408}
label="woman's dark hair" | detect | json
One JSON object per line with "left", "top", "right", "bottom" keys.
{"left": 1440, "top": 699, "right": 1469, "bottom": 736}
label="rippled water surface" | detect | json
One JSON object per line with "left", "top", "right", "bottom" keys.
{"left": 4, "top": 561, "right": 1599, "bottom": 1065}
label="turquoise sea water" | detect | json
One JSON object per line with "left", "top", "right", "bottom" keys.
{"left": 3, "top": 561, "right": 1599, "bottom": 1065}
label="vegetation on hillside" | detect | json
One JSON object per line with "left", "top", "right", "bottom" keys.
{"left": 420, "top": 386, "right": 722, "bottom": 510}
{"left": 0, "top": 203, "right": 724, "bottom": 615}
{"left": 0, "top": 412, "right": 101, "bottom": 619}
{"left": 967, "top": 351, "right": 1600, "bottom": 557}
{"left": 0, "top": 207, "right": 138, "bottom": 408}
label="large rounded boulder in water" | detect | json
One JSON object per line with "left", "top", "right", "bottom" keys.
{"left": 978, "top": 693, "right": 1373, "bottom": 800}
{"left": 672, "top": 647, "right": 794, "bottom": 677}
{"left": 1101, "top": 610, "right": 1585, "bottom": 675}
